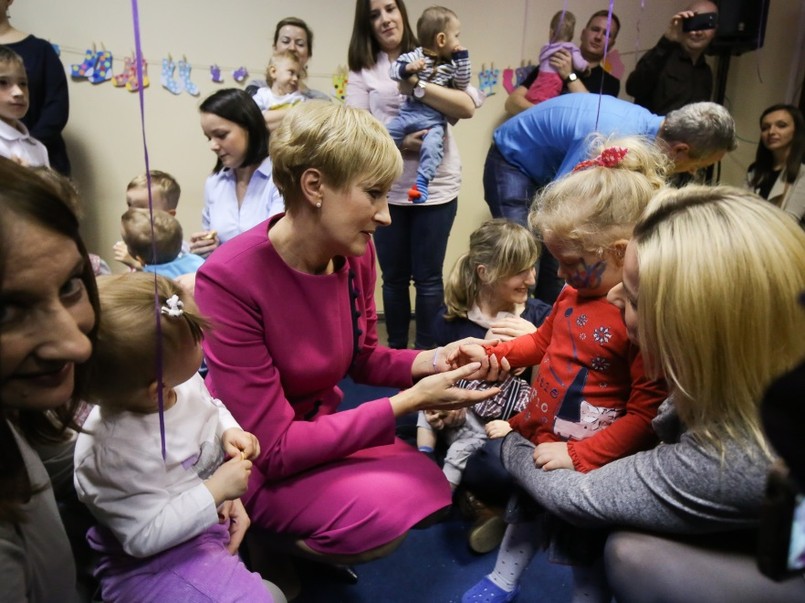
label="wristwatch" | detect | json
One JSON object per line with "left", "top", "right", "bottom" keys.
{"left": 413, "top": 79, "right": 428, "bottom": 99}
{"left": 565, "top": 72, "right": 578, "bottom": 84}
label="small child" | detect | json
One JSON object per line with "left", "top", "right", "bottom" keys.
{"left": 115, "top": 170, "right": 184, "bottom": 270}
{"left": 119, "top": 207, "right": 204, "bottom": 279}
{"left": 253, "top": 49, "right": 307, "bottom": 112}
{"left": 524, "top": 10, "right": 589, "bottom": 105}
{"left": 74, "top": 273, "right": 274, "bottom": 602}
{"left": 459, "top": 137, "right": 670, "bottom": 603}
{"left": 0, "top": 45, "right": 49, "bottom": 167}
{"left": 386, "top": 5, "right": 471, "bottom": 203}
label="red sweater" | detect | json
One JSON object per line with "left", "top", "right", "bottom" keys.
{"left": 485, "top": 287, "right": 666, "bottom": 472}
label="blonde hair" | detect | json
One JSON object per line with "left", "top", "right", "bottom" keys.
{"left": 529, "top": 136, "right": 671, "bottom": 256}
{"left": 265, "top": 49, "right": 303, "bottom": 87}
{"left": 126, "top": 170, "right": 181, "bottom": 211}
{"left": 31, "top": 165, "right": 83, "bottom": 219}
{"left": 633, "top": 186, "right": 805, "bottom": 455}
{"left": 270, "top": 101, "right": 402, "bottom": 213}
{"left": 87, "top": 273, "right": 210, "bottom": 407}
{"left": 549, "top": 10, "right": 576, "bottom": 43}
{"left": 120, "top": 208, "right": 183, "bottom": 265}
{"left": 444, "top": 219, "right": 539, "bottom": 320}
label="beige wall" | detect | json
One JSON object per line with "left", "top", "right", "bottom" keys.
{"left": 11, "top": 0, "right": 804, "bottom": 309}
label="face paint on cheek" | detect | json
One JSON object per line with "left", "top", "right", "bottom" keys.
{"left": 566, "top": 259, "right": 606, "bottom": 290}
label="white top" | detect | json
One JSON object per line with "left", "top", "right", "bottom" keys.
{"left": 74, "top": 373, "right": 241, "bottom": 558}
{"left": 0, "top": 118, "right": 49, "bottom": 167}
{"left": 748, "top": 165, "right": 805, "bottom": 222}
{"left": 202, "top": 156, "right": 284, "bottom": 244}
{"left": 252, "top": 87, "right": 306, "bottom": 111}
{"left": 346, "top": 52, "right": 484, "bottom": 206}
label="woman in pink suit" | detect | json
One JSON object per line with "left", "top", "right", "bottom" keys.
{"left": 194, "top": 101, "right": 501, "bottom": 588}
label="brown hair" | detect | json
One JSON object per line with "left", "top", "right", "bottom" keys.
{"left": 348, "top": 0, "right": 418, "bottom": 71}
{"left": 126, "top": 170, "right": 182, "bottom": 211}
{"left": 416, "top": 5, "right": 457, "bottom": 48}
{"left": 549, "top": 10, "right": 576, "bottom": 43}
{"left": 88, "top": 273, "right": 209, "bottom": 409}
{"left": 120, "top": 208, "right": 183, "bottom": 266}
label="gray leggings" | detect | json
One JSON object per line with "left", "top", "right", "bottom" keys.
{"left": 605, "top": 531, "right": 805, "bottom": 603}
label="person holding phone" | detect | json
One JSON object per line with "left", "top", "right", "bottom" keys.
{"left": 626, "top": 0, "right": 718, "bottom": 115}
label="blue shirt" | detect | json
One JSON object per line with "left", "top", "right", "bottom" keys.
{"left": 492, "top": 94, "right": 664, "bottom": 184}
{"left": 202, "top": 157, "right": 284, "bottom": 244}
{"left": 143, "top": 252, "right": 205, "bottom": 278}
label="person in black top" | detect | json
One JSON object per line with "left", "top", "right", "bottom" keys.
{"left": 505, "top": 10, "right": 620, "bottom": 117}
{"left": 626, "top": 0, "right": 717, "bottom": 116}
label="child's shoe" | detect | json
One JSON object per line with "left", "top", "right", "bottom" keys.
{"left": 409, "top": 174, "right": 429, "bottom": 203}
{"left": 462, "top": 576, "right": 519, "bottom": 603}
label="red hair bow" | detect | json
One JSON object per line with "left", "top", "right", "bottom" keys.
{"left": 572, "top": 146, "right": 628, "bottom": 172}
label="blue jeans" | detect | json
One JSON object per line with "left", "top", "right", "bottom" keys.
{"left": 374, "top": 200, "right": 458, "bottom": 349}
{"left": 386, "top": 101, "right": 446, "bottom": 182}
{"left": 483, "top": 144, "right": 564, "bottom": 305}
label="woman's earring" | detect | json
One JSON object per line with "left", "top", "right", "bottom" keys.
{"left": 315, "top": 202, "right": 322, "bottom": 208}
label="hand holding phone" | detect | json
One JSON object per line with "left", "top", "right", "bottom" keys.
{"left": 683, "top": 12, "right": 718, "bottom": 32}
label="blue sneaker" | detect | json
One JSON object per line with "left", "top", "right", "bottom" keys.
{"left": 462, "top": 576, "right": 520, "bottom": 603}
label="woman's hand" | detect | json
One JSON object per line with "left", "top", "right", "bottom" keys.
{"left": 533, "top": 442, "right": 574, "bottom": 471}
{"left": 217, "top": 498, "right": 250, "bottom": 554}
{"left": 401, "top": 129, "right": 427, "bottom": 154}
{"left": 391, "top": 362, "right": 502, "bottom": 417}
{"left": 485, "top": 419, "right": 513, "bottom": 439}
{"left": 189, "top": 230, "right": 220, "bottom": 257}
{"left": 487, "top": 316, "right": 538, "bottom": 341}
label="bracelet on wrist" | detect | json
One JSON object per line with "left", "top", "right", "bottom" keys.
{"left": 431, "top": 347, "right": 444, "bottom": 373}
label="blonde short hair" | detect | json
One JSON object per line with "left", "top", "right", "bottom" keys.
{"left": 549, "top": 10, "right": 576, "bottom": 43}
{"left": 126, "top": 170, "right": 181, "bottom": 210}
{"left": 529, "top": 136, "right": 671, "bottom": 256}
{"left": 87, "top": 273, "right": 209, "bottom": 407}
{"left": 265, "top": 49, "right": 302, "bottom": 87}
{"left": 120, "top": 208, "right": 183, "bottom": 265}
{"left": 633, "top": 186, "right": 805, "bottom": 454}
{"left": 270, "top": 101, "right": 402, "bottom": 213}
{"left": 444, "top": 219, "right": 539, "bottom": 320}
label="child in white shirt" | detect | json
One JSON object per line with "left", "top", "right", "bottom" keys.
{"left": 253, "top": 49, "right": 306, "bottom": 112}
{"left": 0, "top": 45, "right": 48, "bottom": 166}
{"left": 74, "top": 272, "right": 276, "bottom": 602}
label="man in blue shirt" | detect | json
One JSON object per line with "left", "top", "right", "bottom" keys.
{"left": 484, "top": 93, "right": 735, "bottom": 302}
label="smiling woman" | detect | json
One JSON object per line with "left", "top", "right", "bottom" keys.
{"left": 194, "top": 101, "right": 502, "bottom": 596}
{"left": 0, "top": 157, "right": 99, "bottom": 602}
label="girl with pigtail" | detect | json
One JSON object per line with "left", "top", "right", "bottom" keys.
{"left": 457, "top": 136, "right": 669, "bottom": 603}
{"left": 74, "top": 272, "right": 283, "bottom": 602}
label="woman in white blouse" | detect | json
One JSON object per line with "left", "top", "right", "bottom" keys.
{"left": 190, "top": 89, "right": 284, "bottom": 257}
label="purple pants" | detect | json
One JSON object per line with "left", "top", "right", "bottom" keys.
{"left": 88, "top": 522, "right": 272, "bottom": 602}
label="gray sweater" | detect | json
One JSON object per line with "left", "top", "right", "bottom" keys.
{"left": 501, "top": 398, "right": 772, "bottom": 534}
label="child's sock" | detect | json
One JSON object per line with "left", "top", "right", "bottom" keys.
{"left": 488, "top": 520, "right": 538, "bottom": 592}
{"left": 409, "top": 174, "right": 429, "bottom": 203}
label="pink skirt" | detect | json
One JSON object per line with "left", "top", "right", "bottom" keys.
{"left": 245, "top": 438, "right": 452, "bottom": 555}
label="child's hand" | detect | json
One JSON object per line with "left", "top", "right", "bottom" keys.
{"left": 113, "top": 241, "right": 143, "bottom": 270}
{"left": 485, "top": 419, "right": 513, "bottom": 439}
{"left": 442, "top": 408, "right": 467, "bottom": 429}
{"left": 452, "top": 44, "right": 466, "bottom": 53}
{"left": 448, "top": 343, "right": 490, "bottom": 368}
{"left": 189, "top": 230, "right": 220, "bottom": 258}
{"left": 406, "top": 58, "right": 426, "bottom": 74}
{"left": 533, "top": 442, "right": 574, "bottom": 471}
{"left": 217, "top": 498, "right": 250, "bottom": 555}
{"left": 204, "top": 455, "right": 253, "bottom": 506}
{"left": 424, "top": 409, "right": 448, "bottom": 431}
{"left": 222, "top": 428, "right": 260, "bottom": 461}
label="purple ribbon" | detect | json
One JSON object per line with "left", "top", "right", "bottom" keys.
{"left": 594, "top": 0, "right": 617, "bottom": 131}
{"left": 130, "top": 0, "right": 167, "bottom": 461}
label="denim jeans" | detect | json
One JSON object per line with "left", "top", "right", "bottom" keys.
{"left": 483, "top": 143, "right": 564, "bottom": 305}
{"left": 374, "top": 199, "right": 458, "bottom": 349}
{"left": 386, "top": 102, "right": 446, "bottom": 182}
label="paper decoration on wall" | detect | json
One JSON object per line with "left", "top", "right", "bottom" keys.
{"left": 210, "top": 64, "right": 224, "bottom": 83}
{"left": 113, "top": 54, "right": 149, "bottom": 92}
{"left": 502, "top": 62, "right": 537, "bottom": 94}
{"left": 232, "top": 66, "right": 249, "bottom": 84}
{"left": 71, "top": 46, "right": 113, "bottom": 84}
{"left": 332, "top": 66, "right": 348, "bottom": 102}
{"left": 477, "top": 63, "right": 500, "bottom": 96}
{"left": 161, "top": 56, "right": 182, "bottom": 94}
{"left": 178, "top": 56, "right": 199, "bottom": 96}
{"left": 602, "top": 49, "right": 625, "bottom": 80}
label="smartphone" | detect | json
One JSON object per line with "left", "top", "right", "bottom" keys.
{"left": 682, "top": 12, "right": 718, "bottom": 32}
